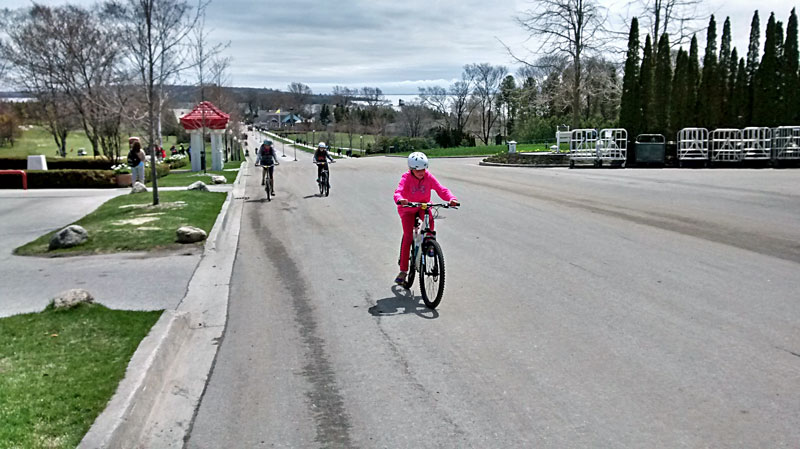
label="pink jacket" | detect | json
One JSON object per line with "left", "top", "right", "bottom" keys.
{"left": 393, "top": 170, "right": 456, "bottom": 211}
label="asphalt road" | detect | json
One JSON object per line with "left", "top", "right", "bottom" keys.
{"left": 0, "top": 189, "right": 203, "bottom": 317}
{"left": 188, "top": 142, "right": 800, "bottom": 448}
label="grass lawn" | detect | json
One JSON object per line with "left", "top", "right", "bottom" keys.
{"left": 149, "top": 159, "right": 240, "bottom": 187}
{"left": 0, "top": 303, "right": 161, "bottom": 448}
{"left": 284, "top": 132, "right": 376, "bottom": 150}
{"left": 14, "top": 190, "right": 227, "bottom": 256}
{"left": 0, "top": 127, "right": 94, "bottom": 159}
{"left": 387, "top": 143, "right": 553, "bottom": 158}
{"left": 0, "top": 126, "right": 188, "bottom": 159}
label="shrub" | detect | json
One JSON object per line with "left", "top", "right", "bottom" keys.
{"left": 144, "top": 163, "right": 170, "bottom": 182}
{"left": 163, "top": 155, "right": 187, "bottom": 169}
{"left": 0, "top": 157, "right": 114, "bottom": 170}
{"left": 0, "top": 169, "right": 116, "bottom": 189}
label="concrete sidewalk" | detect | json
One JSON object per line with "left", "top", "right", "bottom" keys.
{"left": 0, "top": 185, "right": 232, "bottom": 318}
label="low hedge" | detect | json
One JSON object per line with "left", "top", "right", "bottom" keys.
{"left": 0, "top": 157, "right": 114, "bottom": 170}
{"left": 0, "top": 164, "right": 169, "bottom": 189}
{"left": 164, "top": 157, "right": 188, "bottom": 169}
{"left": 144, "top": 163, "right": 171, "bottom": 182}
{"left": 0, "top": 169, "right": 116, "bottom": 189}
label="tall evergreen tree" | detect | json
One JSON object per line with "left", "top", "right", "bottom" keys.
{"left": 733, "top": 58, "right": 748, "bottom": 127}
{"left": 746, "top": 11, "right": 761, "bottom": 124}
{"left": 724, "top": 48, "right": 739, "bottom": 126}
{"left": 654, "top": 33, "right": 673, "bottom": 136}
{"left": 755, "top": 14, "right": 781, "bottom": 126}
{"left": 671, "top": 48, "right": 689, "bottom": 135}
{"left": 619, "top": 18, "right": 641, "bottom": 139}
{"left": 718, "top": 17, "right": 733, "bottom": 126}
{"left": 783, "top": 9, "right": 799, "bottom": 123}
{"left": 687, "top": 36, "right": 701, "bottom": 126}
{"left": 698, "top": 15, "right": 719, "bottom": 128}
{"left": 639, "top": 34, "right": 655, "bottom": 132}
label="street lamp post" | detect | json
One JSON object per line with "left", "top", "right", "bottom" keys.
{"left": 360, "top": 135, "right": 363, "bottom": 153}
{"left": 312, "top": 130, "right": 316, "bottom": 146}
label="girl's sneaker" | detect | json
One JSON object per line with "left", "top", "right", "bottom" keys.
{"left": 394, "top": 271, "right": 407, "bottom": 284}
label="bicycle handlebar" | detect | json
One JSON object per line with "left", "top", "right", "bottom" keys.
{"left": 397, "top": 201, "right": 459, "bottom": 209}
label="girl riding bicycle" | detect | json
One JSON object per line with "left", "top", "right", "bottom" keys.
{"left": 393, "top": 152, "right": 459, "bottom": 284}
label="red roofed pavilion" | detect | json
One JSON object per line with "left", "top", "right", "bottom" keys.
{"left": 179, "top": 101, "right": 230, "bottom": 130}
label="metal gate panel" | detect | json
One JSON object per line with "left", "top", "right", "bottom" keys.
{"left": 678, "top": 128, "right": 709, "bottom": 160}
{"left": 710, "top": 128, "right": 743, "bottom": 162}
{"left": 773, "top": 126, "right": 800, "bottom": 160}
{"left": 598, "top": 128, "right": 627, "bottom": 164}
{"left": 569, "top": 129, "right": 598, "bottom": 162}
{"left": 741, "top": 127, "right": 772, "bottom": 160}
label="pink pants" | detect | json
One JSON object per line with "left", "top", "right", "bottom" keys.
{"left": 398, "top": 208, "right": 435, "bottom": 272}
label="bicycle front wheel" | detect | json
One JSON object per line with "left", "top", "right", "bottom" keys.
{"left": 265, "top": 174, "right": 271, "bottom": 201}
{"left": 323, "top": 173, "right": 330, "bottom": 196}
{"left": 419, "top": 240, "right": 445, "bottom": 309}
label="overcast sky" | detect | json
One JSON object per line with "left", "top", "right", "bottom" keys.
{"left": 4, "top": 0, "right": 797, "bottom": 94}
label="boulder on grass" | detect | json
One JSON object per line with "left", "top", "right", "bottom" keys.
{"left": 131, "top": 182, "right": 148, "bottom": 193}
{"left": 187, "top": 181, "right": 209, "bottom": 192}
{"left": 49, "top": 225, "right": 88, "bottom": 250}
{"left": 176, "top": 226, "right": 207, "bottom": 243}
{"left": 211, "top": 175, "right": 226, "bottom": 184}
{"left": 52, "top": 288, "right": 94, "bottom": 309}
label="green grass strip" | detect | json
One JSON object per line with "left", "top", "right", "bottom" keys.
{"left": 148, "top": 160, "right": 240, "bottom": 187}
{"left": 0, "top": 303, "right": 162, "bottom": 448}
{"left": 14, "top": 190, "right": 227, "bottom": 256}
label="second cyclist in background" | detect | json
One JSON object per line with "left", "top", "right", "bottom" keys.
{"left": 257, "top": 140, "right": 279, "bottom": 193}
{"left": 313, "top": 142, "right": 335, "bottom": 184}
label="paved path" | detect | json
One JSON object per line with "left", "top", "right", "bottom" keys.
{"left": 187, "top": 156, "right": 800, "bottom": 448}
{"left": 0, "top": 185, "right": 232, "bottom": 318}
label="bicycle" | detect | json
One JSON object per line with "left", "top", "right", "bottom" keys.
{"left": 397, "top": 202, "right": 459, "bottom": 309}
{"left": 256, "top": 161, "right": 277, "bottom": 201}
{"left": 314, "top": 161, "right": 334, "bottom": 196}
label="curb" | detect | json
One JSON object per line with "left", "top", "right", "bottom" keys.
{"left": 479, "top": 161, "right": 569, "bottom": 167}
{"left": 78, "top": 311, "right": 191, "bottom": 448}
{"left": 79, "top": 161, "right": 247, "bottom": 447}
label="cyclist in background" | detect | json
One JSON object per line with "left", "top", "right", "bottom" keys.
{"left": 393, "top": 152, "right": 459, "bottom": 285}
{"left": 257, "top": 140, "right": 279, "bottom": 193}
{"left": 313, "top": 142, "right": 335, "bottom": 184}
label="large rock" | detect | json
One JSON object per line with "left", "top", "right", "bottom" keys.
{"left": 52, "top": 288, "right": 94, "bottom": 309}
{"left": 49, "top": 225, "right": 88, "bottom": 250}
{"left": 211, "top": 175, "right": 226, "bottom": 184}
{"left": 176, "top": 226, "right": 207, "bottom": 243}
{"left": 187, "top": 181, "right": 209, "bottom": 192}
{"left": 130, "top": 182, "right": 148, "bottom": 193}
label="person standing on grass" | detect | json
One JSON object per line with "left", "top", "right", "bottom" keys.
{"left": 128, "top": 140, "right": 146, "bottom": 185}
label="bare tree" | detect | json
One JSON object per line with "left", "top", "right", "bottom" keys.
{"left": 360, "top": 87, "right": 386, "bottom": 107}
{"left": 629, "top": 0, "right": 707, "bottom": 47}
{"left": 450, "top": 77, "right": 475, "bottom": 144}
{"left": 106, "top": 0, "right": 207, "bottom": 205}
{"left": 515, "top": 0, "right": 607, "bottom": 127}
{"left": 465, "top": 63, "right": 507, "bottom": 145}
{"left": 331, "top": 85, "right": 355, "bottom": 107}
{"left": 1, "top": 8, "right": 73, "bottom": 156}
{"left": 398, "top": 103, "right": 429, "bottom": 138}
{"left": 287, "top": 82, "right": 312, "bottom": 114}
{"left": 418, "top": 86, "right": 450, "bottom": 128}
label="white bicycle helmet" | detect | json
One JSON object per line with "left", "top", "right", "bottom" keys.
{"left": 318, "top": 142, "right": 327, "bottom": 148}
{"left": 408, "top": 152, "right": 429, "bottom": 170}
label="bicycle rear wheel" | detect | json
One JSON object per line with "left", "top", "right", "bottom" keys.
{"left": 419, "top": 240, "right": 445, "bottom": 309}
{"left": 402, "top": 242, "right": 416, "bottom": 289}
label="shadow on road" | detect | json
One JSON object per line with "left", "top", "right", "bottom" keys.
{"left": 302, "top": 194, "right": 324, "bottom": 199}
{"left": 368, "top": 285, "right": 439, "bottom": 320}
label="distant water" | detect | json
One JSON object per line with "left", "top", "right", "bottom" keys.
{"left": 383, "top": 94, "right": 456, "bottom": 107}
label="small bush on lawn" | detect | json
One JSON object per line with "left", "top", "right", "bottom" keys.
{"left": 144, "top": 163, "right": 171, "bottom": 182}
